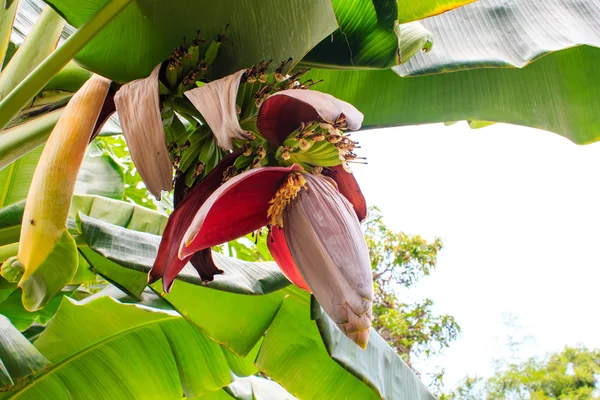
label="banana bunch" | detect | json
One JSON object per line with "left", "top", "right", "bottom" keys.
{"left": 170, "top": 124, "right": 226, "bottom": 189}
{"left": 163, "top": 27, "right": 228, "bottom": 95}
{"left": 275, "top": 119, "right": 360, "bottom": 172}
{"left": 236, "top": 60, "right": 315, "bottom": 123}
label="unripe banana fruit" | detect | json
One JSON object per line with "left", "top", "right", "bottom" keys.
{"left": 16, "top": 74, "right": 110, "bottom": 311}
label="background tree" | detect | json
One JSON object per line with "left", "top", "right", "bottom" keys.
{"left": 365, "top": 207, "right": 460, "bottom": 366}
{"left": 450, "top": 346, "right": 600, "bottom": 400}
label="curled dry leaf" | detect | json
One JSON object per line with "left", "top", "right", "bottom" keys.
{"left": 184, "top": 69, "right": 253, "bottom": 151}
{"left": 115, "top": 64, "right": 173, "bottom": 200}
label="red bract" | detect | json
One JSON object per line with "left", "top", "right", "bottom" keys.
{"left": 179, "top": 167, "right": 373, "bottom": 348}
{"left": 179, "top": 165, "right": 302, "bottom": 258}
{"left": 323, "top": 165, "right": 367, "bottom": 222}
{"left": 257, "top": 89, "right": 364, "bottom": 148}
{"left": 149, "top": 150, "right": 242, "bottom": 292}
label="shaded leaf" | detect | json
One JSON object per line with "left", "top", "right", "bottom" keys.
{"left": 0, "top": 147, "right": 42, "bottom": 208}
{"left": 0, "top": 289, "right": 63, "bottom": 331}
{"left": 302, "top": 0, "right": 400, "bottom": 69}
{"left": 74, "top": 144, "right": 124, "bottom": 200}
{"left": 0, "top": 315, "right": 49, "bottom": 391}
{"left": 7, "top": 297, "right": 232, "bottom": 399}
{"left": 255, "top": 296, "right": 379, "bottom": 399}
{"left": 44, "top": 0, "right": 338, "bottom": 82}
{"left": 316, "top": 303, "right": 437, "bottom": 400}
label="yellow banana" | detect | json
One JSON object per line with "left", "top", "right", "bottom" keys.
{"left": 17, "top": 74, "right": 110, "bottom": 311}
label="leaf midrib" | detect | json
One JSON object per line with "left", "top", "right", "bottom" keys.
{"left": 8, "top": 308, "right": 180, "bottom": 399}
{"left": 0, "top": 161, "right": 17, "bottom": 207}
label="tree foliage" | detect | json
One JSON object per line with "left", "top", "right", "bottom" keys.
{"left": 451, "top": 347, "right": 600, "bottom": 400}
{"left": 365, "top": 207, "right": 460, "bottom": 365}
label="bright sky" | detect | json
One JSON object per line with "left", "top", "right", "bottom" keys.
{"left": 352, "top": 123, "right": 600, "bottom": 389}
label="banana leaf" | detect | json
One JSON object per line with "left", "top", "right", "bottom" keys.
{"left": 75, "top": 212, "right": 434, "bottom": 399}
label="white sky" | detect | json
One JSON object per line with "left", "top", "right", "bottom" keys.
{"left": 352, "top": 123, "right": 600, "bottom": 389}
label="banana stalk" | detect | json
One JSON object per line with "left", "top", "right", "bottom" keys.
{"left": 17, "top": 74, "right": 110, "bottom": 311}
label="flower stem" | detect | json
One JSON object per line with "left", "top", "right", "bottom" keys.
{"left": 0, "top": 0, "right": 131, "bottom": 131}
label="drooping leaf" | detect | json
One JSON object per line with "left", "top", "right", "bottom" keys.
{"left": 315, "top": 303, "right": 437, "bottom": 400}
{"left": 75, "top": 209, "right": 434, "bottom": 399}
{"left": 397, "top": 0, "right": 600, "bottom": 76}
{"left": 7, "top": 297, "right": 232, "bottom": 399}
{"left": 256, "top": 296, "right": 379, "bottom": 399}
{"left": 43, "top": 0, "right": 338, "bottom": 82}
{"left": 306, "top": 45, "right": 600, "bottom": 144}
{"left": 0, "top": 314, "right": 50, "bottom": 391}
{"left": 301, "top": 0, "right": 600, "bottom": 143}
{"left": 79, "top": 213, "right": 289, "bottom": 296}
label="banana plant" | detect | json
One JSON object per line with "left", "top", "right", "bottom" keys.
{"left": 0, "top": 0, "right": 599, "bottom": 398}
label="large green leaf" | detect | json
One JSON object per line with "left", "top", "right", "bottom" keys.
{"left": 43, "top": 0, "right": 338, "bottom": 82}
{"left": 397, "top": 0, "right": 600, "bottom": 76}
{"left": 315, "top": 303, "right": 436, "bottom": 400}
{"left": 7, "top": 297, "right": 231, "bottom": 399}
{"left": 79, "top": 213, "right": 288, "bottom": 295}
{"left": 78, "top": 213, "right": 289, "bottom": 355}
{"left": 301, "top": 0, "right": 600, "bottom": 143}
{"left": 301, "top": 0, "right": 475, "bottom": 69}
{"left": 76, "top": 211, "right": 435, "bottom": 399}
{"left": 306, "top": 45, "right": 600, "bottom": 144}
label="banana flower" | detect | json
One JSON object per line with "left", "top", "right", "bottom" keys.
{"left": 150, "top": 81, "right": 372, "bottom": 347}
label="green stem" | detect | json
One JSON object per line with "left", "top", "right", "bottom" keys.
{"left": 0, "top": 0, "right": 19, "bottom": 66}
{"left": 0, "top": 108, "right": 63, "bottom": 171}
{"left": 0, "top": 0, "right": 131, "bottom": 131}
{"left": 0, "top": 6, "right": 65, "bottom": 101}
{"left": 7, "top": 93, "right": 72, "bottom": 129}
{"left": 0, "top": 242, "right": 18, "bottom": 262}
